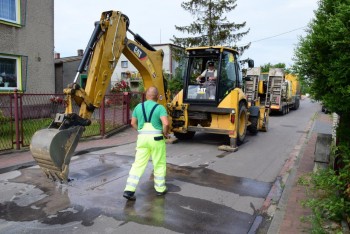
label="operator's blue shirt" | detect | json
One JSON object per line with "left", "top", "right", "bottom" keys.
{"left": 132, "top": 100, "right": 167, "bottom": 130}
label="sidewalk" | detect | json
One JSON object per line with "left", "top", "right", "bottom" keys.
{"left": 268, "top": 111, "right": 334, "bottom": 233}
{"left": 0, "top": 126, "right": 137, "bottom": 174}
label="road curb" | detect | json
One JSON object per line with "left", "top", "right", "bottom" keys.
{"left": 0, "top": 127, "right": 137, "bottom": 176}
{"left": 257, "top": 113, "right": 317, "bottom": 232}
{"left": 0, "top": 161, "right": 36, "bottom": 174}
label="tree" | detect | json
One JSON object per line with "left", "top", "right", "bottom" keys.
{"left": 168, "top": 66, "right": 184, "bottom": 97}
{"left": 293, "top": 0, "right": 350, "bottom": 115}
{"left": 260, "top": 63, "right": 286, "bottom": 73}
{"left": 293, "top": 1, "right": 350, "bottom": 230}
{"left": 171, "top": 0, "right": 249, "bottom": 50}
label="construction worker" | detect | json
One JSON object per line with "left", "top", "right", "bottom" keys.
{"left": 196, "top": 60, "right": 217, "bottom": 83}
{"left": 196, "top": 60, "right": 217, "bottom": 99}
{"left": 123, "top": 86, "right": 169, "bottom": 201}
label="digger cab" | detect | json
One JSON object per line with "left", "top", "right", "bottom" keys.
{"left": 182, "top": 46, "right": 246, "bottom": 106}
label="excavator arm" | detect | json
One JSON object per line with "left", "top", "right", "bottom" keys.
{"left": 30, "top": 11, "right": 169, "bottom": 182}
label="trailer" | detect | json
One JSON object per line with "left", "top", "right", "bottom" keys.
{"left": 268, "top": 68, "right": 300, "bottom": 115}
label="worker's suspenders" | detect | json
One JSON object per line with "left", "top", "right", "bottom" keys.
{"left": 141, "top": 102, "right": 159, "bottom": 123}
{"left": 205, "top": 69, "right": 216, "bottom": 81}
{"left": 139, "top": 102, "right": 162, "bottom": 136}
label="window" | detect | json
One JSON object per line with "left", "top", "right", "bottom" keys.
{"left": 185, "top": 57, "right": 218, "bottom": 101}
{"left": 121, "top": 61, "right": 128, "bottom": 68}
{"left": 121, "top": 72, "right": 131, "bottom": 78}
{"left": 0, "top": 0, "right": 20, "bottom": 24}
{"left": 0, "top": 55, "right": 22, "bottom": 91}
{"left": 219, "top": 51, "right": 238, "bottom": 99}
{"left": 80, "top": 74, "right": 87, "bottom": 89}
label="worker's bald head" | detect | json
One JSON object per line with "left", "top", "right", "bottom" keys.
{"left": 145, "top": 86, "right": 159, "bottom": 101}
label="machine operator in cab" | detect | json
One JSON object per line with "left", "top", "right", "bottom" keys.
{"left": 196, "top": 60, "right": 217, "bottom": 83}
{"left": 196, "top": 60, "right": 217, "bottom": 99}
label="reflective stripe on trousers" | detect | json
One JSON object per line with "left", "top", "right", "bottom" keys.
{"left": 124, "top": 123, "right": 166, "bottom": 193}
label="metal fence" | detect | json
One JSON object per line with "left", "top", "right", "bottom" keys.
{"left": 0, "top": 91, "right": 145, "bottom": 152}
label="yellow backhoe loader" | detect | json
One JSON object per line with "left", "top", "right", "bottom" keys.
{"left": 30, "top": 10, "right": 270, "bottom": 182}
{"left": 30, "top": 11, "right": 169, "bottom": 182}
{"left": 167, "top": 48, "right": 269, "bottom": 151}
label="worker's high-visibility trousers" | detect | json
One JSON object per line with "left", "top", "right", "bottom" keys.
{"left": 124, "top": 131, "right": 166, "bottom": 193}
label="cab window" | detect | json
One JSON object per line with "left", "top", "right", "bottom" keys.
{"left": 218, "top": 51, "right": 238, "bottom": 99}
{"left": 186, "top": 57, "right": 218, "bottom": 101}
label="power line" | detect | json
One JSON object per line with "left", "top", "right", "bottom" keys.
{"left": 237, "top": 26, "right": 307, "bottom": 47}
{"left": 253, "top": 26, "right": 307, "bottom": 43}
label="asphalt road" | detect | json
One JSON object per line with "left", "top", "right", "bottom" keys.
{"left": 0, "top": 98, "right": 319, "bottom": 234}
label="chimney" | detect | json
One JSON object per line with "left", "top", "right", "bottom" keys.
{"left": 54, "top": 53, "right": 60, "bottom": 59}
{"left": 77, "top": 49, "right": 84, "bottom": 56}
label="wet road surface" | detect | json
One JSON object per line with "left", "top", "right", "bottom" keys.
{"left": 0, "top": 151, "right": 271, "bottom": 234}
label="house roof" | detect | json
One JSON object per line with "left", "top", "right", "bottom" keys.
{"left": 55, "top": 56, "right": 82, "bottom": 64}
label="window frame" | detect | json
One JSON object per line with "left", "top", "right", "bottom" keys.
{"left": 0, "top": 54, "right": 22, "bottom": 92}
{"left": 121, "top": 61, "right": 128, "bottom": 68}
{"left": 0, "top": 0, "right": 21, "bottom": 26}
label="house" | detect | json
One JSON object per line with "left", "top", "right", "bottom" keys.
{"left": 54, "top": 50, "right": 83, "bottom": 93}
{"left": 55, "top": 43, "right": 183, "bottom": 93}
{"left": 0, "top": 0, "right": 55, "bottom": 93}
{"left": 111, "top": 43, "right": 183, "bottom": 91}
{"left": 54, "top": 49, "right": 115, "bottom": 94}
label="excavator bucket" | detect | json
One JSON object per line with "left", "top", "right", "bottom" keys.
{"left": 30, "top": 126, "right": 84, "bottom": 182}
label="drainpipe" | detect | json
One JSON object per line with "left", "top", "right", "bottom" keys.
{"left": 13, "top": 90, "right": 20, "bottom": 150}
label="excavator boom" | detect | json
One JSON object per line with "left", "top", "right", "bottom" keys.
{"left": 30, "top": 11, "right": 168, "bottom": 182}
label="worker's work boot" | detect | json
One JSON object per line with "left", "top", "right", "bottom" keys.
{"left": 123, "top": 191, "right": 136, "bottom": 201}
{"left": 156, "top": 188, "right": 168, "bottom": 196}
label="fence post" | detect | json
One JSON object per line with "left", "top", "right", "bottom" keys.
{"left": 124, "top": 92, "right": 131, "bottom": 125}
{"left": 13, "top": 90, "right": 20, "bottom": 150}
{"left": 100, "top": 96, "right": 105, "bottom": 137}
{"left": 19, "top": 92, "right": 24, "bottom": 147}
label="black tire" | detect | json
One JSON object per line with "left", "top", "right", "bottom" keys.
{"left": 290, "top": 100, "right": 296, "bottom": 110}
{"left": 282, "top": 105, "right": 287, "bottom": 115}
{"left": 247, "top": 116, "right": 258, "bottom": 135}
{"left": 290, "top": 103, "right": 295, "bottom": 110}
{"left": 237, "top": 102, "right": 247, "bottom": 145}
{"left": 174, "top": 131, "right": 195, "bottom": 140}
{"left": 295, "top": 98, "right": 300, "bottom": 110}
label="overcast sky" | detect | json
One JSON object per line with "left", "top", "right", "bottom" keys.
{"left": 54, "top": 0, "right": 319, "bottom": 67}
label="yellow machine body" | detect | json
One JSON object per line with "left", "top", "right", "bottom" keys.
{"left": 30, "top": 11, "right": 269, "bottom": 181}
{"left": 167, "top": 46, "right": 265, "bottom": 151}
{"left": 30, "top": 11, "right": 169, "bottom": 181}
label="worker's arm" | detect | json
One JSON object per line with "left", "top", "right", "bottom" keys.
{"left": 160, "top": 116, "right": 170, "bottom": 139}
{"left": 196, "top": 74, "right": 204, "bottom": 80}
{"left": 131, "top": 117, "right": 138, "bottom": 130}
{"left": 196, "top": 70, "right": 207, "bottom": 83}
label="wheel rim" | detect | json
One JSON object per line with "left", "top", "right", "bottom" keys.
{"left": 264, "top": 116, "right": 269, "bottom": 131}
{"left": 239, "top": 109, "right": 246, "bottom": 136}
